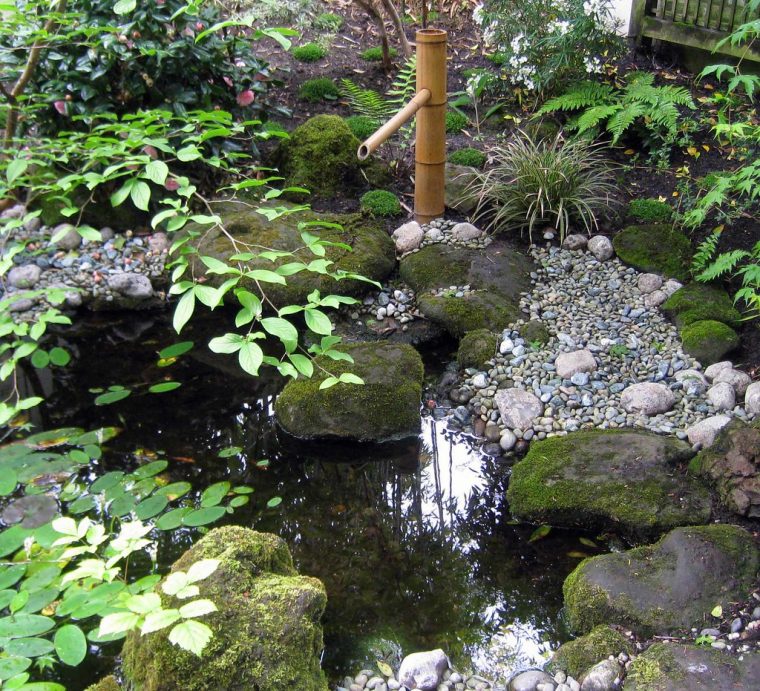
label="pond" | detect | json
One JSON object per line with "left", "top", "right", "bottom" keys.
{"left": 14, "top": 309, "right": 603, "bottom": 688}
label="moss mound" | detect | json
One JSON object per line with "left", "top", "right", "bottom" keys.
{"left": 275, "top": 342, "right": 424, "bottom": 441}
{"left": 681, "top": 319, "right": 740, "bottom": 365}
{"left": 563, "top": 525, "right": 758, "bottom": 636}
{"left": 457, "top": 329, "right": 498, "bottom": 368}
{"left": 661, "top": 283, "right": 742, "bottom": 328}
{"left": 122, "top": 527, "right": 328, "bottom": 691}
{"left": 298, "top": 78, "right": 340, "bottom": 103}
{"left": 546, "top": 625, "right": 633, "bottom": 678}
{"left": 612, "top": 224, "right": 692, "bottom": 281}
{"left": 84, "top": 677, "right": 121, "bottom": 691}
{"left": 522, "top": 320, "right": 551, "bottom": 344}
{"left": 360, "top": 190, "right": 402, "bottom": 217}
{"left": 449, "top": 148, "right": 487, "bottom": 168}
{"left": 627, "top": 198, "right": 673, "bottom": 223}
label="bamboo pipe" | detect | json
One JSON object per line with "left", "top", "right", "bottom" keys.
{"left": 357, "top": 88, "right": 431, "bottom": 160}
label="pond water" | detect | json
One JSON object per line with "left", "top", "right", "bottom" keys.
{"left": 15, "top": 309, "right": 602, "bottom": 688}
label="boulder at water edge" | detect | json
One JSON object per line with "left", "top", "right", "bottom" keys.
{"left": 612, "top": 225, "right": 692, "bottom": 281}
{"left": 625, "top": 643, "right": 760, "bottom": 690}
{"left": 506, "top": 430, "right": 710, "bottom": 539}
{"left": 546, "top": 625, "right": 633, "bottom": 679}
{"left": 399, "top": 241, "right": 532, "bottom": 338}
{"left": 661, "top": 283, "right": 742, "bottom": 329}
{"left": 275, "top": 341, "right": 423, "bottom": 441}
{"left": 188, "top": 201, "right": 395, "bottom": 308}
{"left": 680, "top": 320, "right": 740, "bottom": 365}
{"left": 398, "top": 649, "right": 449, "bottom": 691}
{"left": 563, "top": 525, "right": 758, "bottom": 636}
{"left": 122, "top": 527, "right": 328, "bottom": 691}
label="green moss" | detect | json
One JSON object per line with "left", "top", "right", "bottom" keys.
{"left": 626, "top": 643, "right": 683, "bottom": 688}
{"left": 681, "top": 319, "right": 739, "bottom": 365}
{"left": 313, "top": 12, "right": 343, "bottom": 32}
{"left": 418, "top": 292, "right": 520, "bottom": 339}
{"left": 449, "top": 148, "right": 487, "bottom": 168}
{"left": 661, "top": 283, "right": 741, "bottom": 328}
{"left": 293, "top": 42, "right": 327, "bottom": 62}
{"left": 346, "top": 115, "right": 379, "bottom": 141}
{"left": 546, "top": 625, "right": 633, "bottom": 678}
{"left": 457, "top": 329, "right": 498, "bottom": 368}
{"left": 361, "top": 46, "right": 397, "bottom": 61}
{"left": 445, "top": 110, "right": 469, "bottom": 134}
{"left": 522, "top": 320, "right": 550, "bottom": 345}
{"left": 84, "top": 677, "right": 121, "bottom": 691}
{"left": 627, "top": 199, "right": 673, "bottom": 223}
{"left": 298, "top": 78, "right": 340, "bottom": 102}
{"left": 612, "top": 224, "right": 692, "bottom": 281}
{"left": 360, "top": 190, "right": 402, "bottom": 217}
{"left": 399, "top": 245, "right": 471, "bottom": 292}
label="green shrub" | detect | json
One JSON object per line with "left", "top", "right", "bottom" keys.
{"left": 292, "top": 42, "right": 327, "bottom": 62}
{"left": 314, "top": 12, "right": 343, "bottom": 32}
{"left": 628, "top": 198, "right": 673, "bottom": 223}
{"left": 464, "top": 130, "right": 618, "bottom": 242}
{"left": 449, "top": 148, "right": 487, "bottom": 168}
{"left": 346, "top": 115, "right": 379, "bottom": 141}
{"left": 299, "top": 78, "right": 340, "bottom": 102}
{"left": 446, "top": 110, "right": 469, "bottom": 133}
{"left": 361, "top": 46, "right": 397, "bottom": 61}
{"left": 360, "top": 190, "right": 402, "bottom": 217}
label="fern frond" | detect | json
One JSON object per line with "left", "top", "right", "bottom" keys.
{"left": 537, "top": 81, "right": 613, "bottom": 114}
{"left": 625, "top": 71, "right": 655, "bottom": 88}
{"left": 386, "top": 55, "right": 417, "bottom": 107}
{"left": 691, "top": 232, "right": 721, "bottom": 273}
{"left": 606, "top": 102, "right": 646, "bottom": 143}
{"left": 648, "top": 102, "right": 680, "bottom": 139}
{"left": 575, "top": 104, "right": 620, "bottom": 134}
{"left": 696, "top": 249, "right": 751, "bottom": 282}
{"left": 339, "top": 79, "right": 395, "bottom": 120}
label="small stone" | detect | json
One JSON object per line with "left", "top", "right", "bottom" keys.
{"left": 392, "top": 221, "right": 424, "bottom": 253}
{"left": 563, "top": 234, "right": 588, "bottom": 251}
{"left": 500, "top": 430, "right": 517, "bottom": 451}
{"left": 495, "top": 389, "right": 543, "bottom": 430}
{"left": 579, "top": 659, "right": 619, "bottom": 691}
{"left": 148, "top": 231, "right": 169, "bottom": 253}
{"left": 662, "top": 279, "right": 683, "bottom": 296}
{"left": 621, "top": 382, "right": 675, "bottom": 415}
{"left": 53, "top": 223, "right": 81, "bottom": 251}
{"left": 8, "top": 264, "right": 42, "bottom": 289}
{"left": 713, "top": 368, "right": 752, "bottom": 396}
{"left": 706, "top": 382, "right": 736, "bottom": 411}
{"left": 745, "top": 382, "right": 760, "bottom": 416}
{"left": 508, "top": 670, "right": 554, "bottom": 691}
{"left": 644, "top": 289, "right": 668, "bottom": 308}
{"left": 637, "top": 273, "right": 663, "bottom": 294}
{"left": 451, "top": 222, "right": 482, "bottom": 241}
{"left": 587, "top": 235, "right": 613, "bottom": 261}
{"left": 556, "top": 349, "right": 597, "bottom": 379}
{"left": 398, "top": 649, "right": 449, "bottom": 691}
{"left": 704, "top": 361, "right": 733, "bottom": 382}
{"left": 107, "top": 272, "right": 153, "bottom": 299}
{"left": 686, "top": 414, "right": 732, "bottom": 448}
{"left": 731, "top": 617, "right": 743, "bottom": 633}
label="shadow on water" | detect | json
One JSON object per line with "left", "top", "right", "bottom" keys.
{"left": 12, "top": 310, "right": 596, "bottom": 686}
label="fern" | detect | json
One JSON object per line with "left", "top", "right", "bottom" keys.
{"left": 340, "top": 55, "right": 417, "bottom": 121}
{"left": 386, "top": 55, "right": 417, "bottom": 108}
{"left": 697, "top": 249, "right": 750, "bottom": 282}
{"left": 607, "top": 102, "right": 646, "bottom": 143}
{"left": 537, "top": 81, "right": 614, "bottom": 114}
{"left": 691, "top": 232, "right": 721, "bottom": 274}
{"left": 575, "top": 104, "right": 620, "bottom": 134}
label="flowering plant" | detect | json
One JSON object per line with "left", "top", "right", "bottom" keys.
{"left": 474, "top": 0, "right": 623, "bottom": 97}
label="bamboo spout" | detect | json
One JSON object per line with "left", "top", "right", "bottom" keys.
{"left": 357, "top": 89, "right": 431, "bottom": 160}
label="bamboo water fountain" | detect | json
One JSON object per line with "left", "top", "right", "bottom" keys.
{"left": 357, "top": 29, "right": 447, "bottom": 225}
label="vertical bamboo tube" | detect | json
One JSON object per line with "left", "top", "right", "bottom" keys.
{"left": 414, "top": 29, "right": 447, "bottom": 224}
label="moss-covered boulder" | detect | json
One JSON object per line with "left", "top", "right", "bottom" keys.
{"left": 274, "top": 115, "right": 388, "bottom": 196}
{"left": 84, "top": 677, "right": 121, "bottom": 691}
{"left": 681, "top": 319, "right": 740, "bottom": 365}
{"left": 522, "top": 320, "right": 551, "bottom": 345}
{"left": 399, "top": 241, "right": 532, "bottom": 339}
{"left": 122, "top": 527, "right": 328, "bottom": 691}
{"left": 457, "top": 329, "right": 498, "bottom": 368}
{"left": 445, "top": 163, "right": 479, "bottom": 214}
{"left": 689, "top": 419, "right": 760, "bottom": 518}
{"left": 189, "top": 201, "right": 395, "bottom": 308}
{"left": 506, "top": 430, "right": 710, "bottom": 539}
{"left": 661, "top": 283, "right": 742, "bottom": 328}
{"left": 275, "top": 341, "right": 423, "bottom": 441}
{"left": 563, "top": 525, "right": 758, "bottom": 636}
{"left": 625, "top": 643, "right": 760, "bottom": 690}
{"left": 612, "top": 225, "right": 692, "bottom": 281}
{"left": 546, "top": 625, "right": 633, "bottom": 678}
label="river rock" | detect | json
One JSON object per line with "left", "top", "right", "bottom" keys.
{"left": 621, "top": 382, "right": 675, "bottom": 415}
{"left": 587, "top": 236, "right": 613, "bottom": 261}
{"left": 661, "top": 283, "right": 741, "bottom": 328}
{"left": 689, "top": 419, "right": 760, "bottom": 518}
{"left": 746, "top": 382, "right": 760, "bottom": 415}
{"left": 579, "top": 659, "right": 620, "bottom": 691}
{"left": 563, "top": 234, "right": 588, "bottom": 251}
{"left": 398, "top": 649, "right": 448, "bottom": 691}
{"left": 706, "top": 382, "right": 735, "bottom": 411}
{"left": 644, "top": 289, "right": 667, "bottom": 308}
{"left": 712, "top": 367, "right": 751, "bottom": 396}
{"left": 53, "top": 223, "right": 81, "bottom": 250}
{"left": 450, "top": 222, "right": 482, "bottom": 241}
{"left": 555, "top": 349, "right": 597, "bottom": 379}
{"left": 637, "top": 273, "right": 662, "bottom": 294}
{"left": 147, "top": 232, "right": 169, "bottom": 253}
{"left": 275, "top": 342, "right": 423, "bottom": 442}
{"left": 8, "top": 264, "right": 42, "bottom": 289}
{"left": 563, "top": 525, "right": 758, "bottom": 635}
{"left": 107, "top": 272, "right": 153, "bottom": 299}
{"left": 507, "top": 430, "right": 710, "bottom": 539}
{"left": 393, "top": 221, "right": 424, "bottom": 253}
{"left": 681, "top": 320, "right": 739, "bottom": 366}
{"left": 685, "top": 414, "right": 732, "bottom": 448}
{"left": 625, "top": 643, "right": 760, "bottom": 690}
{"left": 547, "top": 625, "right": 632, "bottom": 679}
{"left": 612, "top": 225, "right": 692, "bottom": 281}
{"left": 121, "top": 527, "right": 328, "bottom": 691}
{"left": 509, "top": 670, "right": 555, "bottom": 691}
{"left": 444, "top": 163, "right": 479, "bottom": 214}
{"left": 495, "top": 388, "right": 543, "bottom": 430}
{"left": 704, "top": 361, "right": 733, "bottom": 382}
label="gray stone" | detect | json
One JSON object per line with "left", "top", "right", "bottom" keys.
{"left": 637, "top": 273, "right": 663, "bottom": 294}
{"left": 563, "top": 234, "right": 588, "bottom": 251}
{"left": 713, "top": 368, "right": 752, "bottom": 396}
{"left": 706, "top": 382, "right": 735, "bottom": 412}
{"left": 745, "top": 382, "right": 760, "bottom": 416}
{"left": 556, "top": 349, "right": 597, "bottom": 380}
{"left": 445, "top": 163, "right": 479, "bottom": 214}
{"left": 500, "top": 429, "right": 517, "bottom": 451}
{"left": 495, "top": 389, "right": 543, "bottom": 430}
{"left": 451, "top": 222, "right": 482, "bottom": 241}
{"left": 8, "top": 264, "right": 41, "bottom": 288}
{"left": 107, "top": 272, "right": 153, "bottom": 299}
{"left": 579, "top": 659, "right": 619, "bottom": 691}
{"left": 675, "top": 369, "right": 707, "bottom": 386}
{"left": 686, "top": 415, "right": 732, "bottom": 448}
{"left": 509, "top": 670, "right": 555, "bottom": 691}
{"left": 621, "top": 382, "right": 675, "bottom": 415}
{"left": 704, "top": 361, "right": 733, "bottom": 382}
{"left": 644, "top": 289, "right": 668, "bottom": 308}
{"left": 663, "top": 279, "right": 683, "bottom": 296}
{"left": 398, "top": 649, "right": 449, "bottom": 691}
{"left": 393, "top": 221, "right": 424, "bottom": 254}
{"left": 148, "top": 231, "right": 169, "bottom": 253}
{"left": 53, "top": 223, "right": 81, "bottom": 250}
{"left": 587, "top": 236, "right": 613, "bottom": 261}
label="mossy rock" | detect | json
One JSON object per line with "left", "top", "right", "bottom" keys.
{"left": 418, "top": 292, "right": 521, "bottom": 339}
{"left": 189, "top": 201, "right": 395, "bottom": 308}
{"left": 273, "top": 114, "right": 389, "bottom": 197}
{"left": 522, "top": 320, "right": 551, "bottom": 344}
{"left": 612, "top": 225, "right": 692, "bottom": 281}
{"left": 457, "top": 329, "right": 498, "bottom": 368}
{"left": 626, "top": 198, "right": 673, "bottom": 224}
{"left": 625, "top": 643, "right": 760, "bottom": 690}
{"left": 444, "top": 163, "right": 479, "bottom": 214}
{"left": 546, "top": 625, "right": 633, "bottom": 678}
{"left": 563, "top": 525, "right": 758, "bottom": 636}
{"left": 681, "top": 319, "right": 740, "bottom": 366}
{"left": 275, "top": 341, "right": 423, "bottom": 441}
{"left": 122, "top": 527, "right": 328, "bottom": 691}
{"left": 84, "top": 677, "right": 121, "bottom": 691}
{"left": 661, "top": 283, "right": 742, "bottom": 328}
{"left": 506, "top": 430, "right": 710, "bottom": 539}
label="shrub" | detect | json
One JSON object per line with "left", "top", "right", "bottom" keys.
{"left": 464, "top": 130, "right": 618, "bottom": 242}
{"left": 361, "top": 190, "right": 402, "bottom": 217}
{"left": 346, "top": 115, "right": 379, "bottom": 141}
{"left": 314, "top": 12, "right": 343, "bottom": 32}
{"left": 446, "top": 110, "right": 469, "bottom": 133}
{"left": 449, "top": 148, "right": 487, "bottom": 168}
{"left": 292, "top": 42, "right": 327, "bottom": 62}
{"left": 299, "top": 78, "right": 340, "bottom": 102}
{"left": 361, "top": 46, "right": 397, "bottom": 61}
{"left": 627, "top": 198, "right": 672, "bottom": 223}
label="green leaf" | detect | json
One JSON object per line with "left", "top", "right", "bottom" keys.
{"left": 177, "top": 145, "right": 202, "bottom": 162}
{"left": 156, "top": 507, "right": 192, "bottom": 531}
{"left": 181, "top": 507, "right": 226, "bottom": 527}
{"left": 288, "top": 354, "right": 313, "bottom": 378}
{"left": 155, "top": 482, "right": 192, "bottom": 500}
{"left": 133, "top": 460, "right": 168, "bottom": 478}
{"left": 168, "top": 619, "right": 213, "bottom": 656}
{"left": 304, "top": 308, "right": 333, "bottom": 336}
{"left": 0, "top": 615, "right": 54, "bottom": 638}
{"left": 4, "top": 637, "right": 54, "bottom": 658}
{"left": 0, "top": 565, "right": 26, "bottom": 590}
{"left": 98, "top": 611, "right": 140, "bottom": 637}
{"left": 261, "top": 317, "right": 298, "bottom": 352}
{"left": 178, "top": 599, "right": 217, "bottom": 619}
{"left": 90, "top": 471, "right": 125, "bottom": 494}
{"left": 0, "top": 525, "right": 31, "bottom": 558}
{"left": 148, "top": 381, "right": 181, "bottom": 394}
{"left": 94, "top": 389, "right": 131, "bottom": 406}
{"left": 0, "top": 469, "right": 17, "bottom": 496}
{"left": 338, "top": 373, "right": 364, "bottom": 385}
{"left": 54, "top": 625, "right": 87, "bottom": 666}
{"left": 711, "top": 605, "right": 723, "bottom": 618}
{"left": 113, "top": 0, "right": 136, "bottom": 14}
{"left": 229, "top": 496, "right": 249, "bottom": 508}
{"left": 217, "top": 446, "right": 242, "bottom": 458}
{"left": 6, "top": 158, "right": 29, "bottom": 186}
{"left": 158, "top": 342, "right": 194, "bottom": 359}
{"left": 245, "top": 269, "right": 286, "bottom": 285}
{"left": 528, "top": 525, "right": 552, "bottom": 543}
{"left": 126, "top": 593, "right": 161, "bottom": 614}
{"left": 135, "top": 494, "right": 169, "bottom": 520}
{"left": 144, "top": 160, "right": 169, "bottom": 186}
{"left": 173, "top": 290, "right": 196, "bottom": 335}
{"left": 200, "top": 482, "right": 230, "bottom": 508}
{"left": 0, "top": 657, "right": 31, "bottom": 681}
{"left": 208, "top": 333, "right": 244, "bottom": 354}
{"left": 377, "top": 660, "right": 393, "bottom": 677}
{"left": 141, "top": 608, "right": 181, "bottom": 634}
{"left": 266, "top": 496, "right": 282, "bottom": 509}
{"left": 30, "top": 350, "right": 50, "bottom": 369}
{"left": 131, "top": 180, "right": 151, "bottom": 211}
{"left": 318, "top": 377, "right": 339, "bottom": 390}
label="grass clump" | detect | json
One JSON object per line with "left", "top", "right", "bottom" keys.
{"left": 299, "top": 78, "right": 339, "bottom": 102}
{"left": 360, "top": 190, "right": 402, "bottom": 217}
{"left": 345, "top": 115, "right": 379, "bottom": 141}
{"left": 445, "top": 110, "right": 469, "bottom": 133}
{"left": 464, "top": 130, "right": 618, "bottom": 242}
{"left": 313, "top": 12, "right": 343, "bottom": 32}
{"left": 361, "top": 46, "right": 397, "bottom": 61}
{"left": 628, "top": 198, "right": 673, "bottom": 223}
{"left": 449, "top": 147, "right": 487, "bottom": 168}
{"left": 292, "top": 42, "right": 327, "bottom": 62}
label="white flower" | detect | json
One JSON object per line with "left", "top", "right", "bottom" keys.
{"left": 473, "top": 3, "right": 484, "bottom": 25}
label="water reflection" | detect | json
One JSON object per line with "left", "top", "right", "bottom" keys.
{"left": 20, "top": 312, "right": 582, "bottom": 683}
